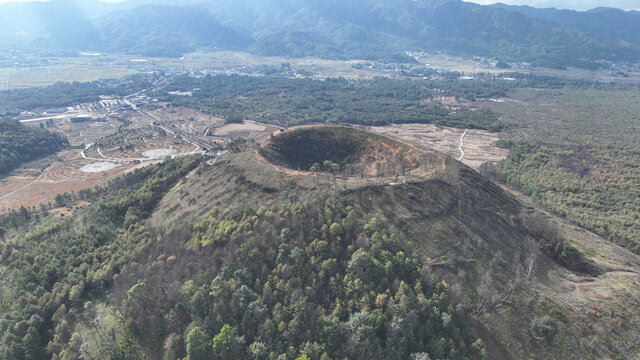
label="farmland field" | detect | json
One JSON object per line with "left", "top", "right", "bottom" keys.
{"left": 0, "top": 63, "right": 138, "bottom": 89}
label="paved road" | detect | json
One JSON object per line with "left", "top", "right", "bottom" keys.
{"left": 137, "top": 109, "right": 210, "bottom": 150}
{"left": 19, "top": 113, "right": 92, "bottom": 123}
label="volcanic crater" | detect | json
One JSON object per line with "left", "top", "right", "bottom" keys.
{"left": 260, "top": 126, "right": 421, "bottom": 177}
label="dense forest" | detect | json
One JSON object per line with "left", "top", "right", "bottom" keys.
{"left": 0, "top": 119, "right": 67, "bottom": 175}
{"left": 496, "top": 140, "right": 640, "bottom": 254}
{"left": 0, "top": 157, "right": 485, "bottom": 359}
{"left": 166, "top": 76, "right": 507, "bottom": 131}
{"left": 0, "top": 70, "right": 629, "bottom": 123}
{"left": 0, "top": 157, "right": 201, "bottom": 359}
{"left": 0, "top": 75, "right": 153, "bottom": 117}
{"left": 480, "top": 88, "right": 640, "bottom": 257}
{"left": 121, "top": 198, "right": 483, "bottom": 359}
{"left": 166, "top": 73, "right": 636, "bottom": 132}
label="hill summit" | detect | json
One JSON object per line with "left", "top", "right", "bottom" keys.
{"left": 2, "top": 126, "right": 640, "bottom": 359}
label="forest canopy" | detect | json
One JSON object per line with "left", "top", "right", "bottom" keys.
{"left": 0, "top": 119, "right": 67, "bottom": 175}
{"left": 165, "top": 75, "right": 508, "bottom": 131}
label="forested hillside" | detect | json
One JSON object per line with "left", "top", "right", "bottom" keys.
{"left": 0, "top": 155, "right": 483, "bottom": 359}
{"left": 2, "top": 129, "right": 638, "bottom": 359}
{"left": 8, "top": 0, "right": 640, "bottom": 68}
{"left": 0, "top": 76, "right": 153, "bottom": 117}
{"left": 491, "top": 4, "right": 640, "bottom": 47}
{"left": 0, "top": 119, "right": 67, "bottom": 175}
{"left": 0, "top": 157, "right": 201, "bottom": 359}
{"left": 165, "top": 75, "right": 507, "bottom": 131}
{"left": 38, "top": 5, "right": 253, "bottom": 57}
{"left": 481, "top": 88, "right": 640, "bottom": 255}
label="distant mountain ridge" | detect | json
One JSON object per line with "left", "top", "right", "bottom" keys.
{"left": 33, "top": 5, "right": 252, "bottom": 57}
{"left": 491, "top": 2, "right": 640, "bottom": 47}
{"left": 1, "top": 0, "right": 640, "bottom": 68}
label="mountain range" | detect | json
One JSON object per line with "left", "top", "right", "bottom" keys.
{"left": 2, "top": 0, "right": 640, "bottom": 69}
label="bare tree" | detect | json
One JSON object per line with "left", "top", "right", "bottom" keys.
{"left": 331, "top": 163, "right": 340, "bottom": 189}
{"left": 310, "top": 163, "right": 320, "bottom": 188}
{"left": 398, "top": 152, "right": 406, "bottom": 175}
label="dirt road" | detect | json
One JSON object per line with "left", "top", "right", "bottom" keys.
{"left": 457, "top": 129, "right": 468, "bottom": 161}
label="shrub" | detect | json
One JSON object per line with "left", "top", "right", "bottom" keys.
{"left": 530, "top": 316, "right": 558, "bottom": 344}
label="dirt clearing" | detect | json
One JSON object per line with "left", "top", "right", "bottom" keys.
{"left": 213, "top": 122, "right": 280, "bottom": 139}
{"left": 80, "top": 162, "right": 120, "bottom": 173}
{"left": 142, "top": 149, "right": 175, "bottom": 159}
{"left": 370, "top": 124, "right": 508, "bottom": 169}
{"left": 0, "top": 150, "right": 137, "bottom": 213}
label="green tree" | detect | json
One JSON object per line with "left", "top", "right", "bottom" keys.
{"left": 22, "top": 326, "right": 40, "bottom": 360}
{"left": 186, "top": 327, "right": 209, "bottom": 360}
{"left": 212, "top": 324, "right": 242, "bottom": 360}
{"left": 329, "top": 223, "right": 342, "bottom": 238}
{"left": 530, "top": 316, "right": 558, "bottom": 344}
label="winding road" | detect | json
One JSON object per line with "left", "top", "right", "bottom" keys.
{"left": 457, "top": 129, "right": 469, "bottom": 161}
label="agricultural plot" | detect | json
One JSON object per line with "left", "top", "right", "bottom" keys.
{"left": 0, "top": 110, "right": 211, "bottom": 214}
{"left": 37, "top": 116, "right": 122, "bottom": 146}
{"left": 81, "top": 115, "right": 198, "bottom": 160}
{"left": 0, "top": 150, "right": 138, "bottom": 212}
{"left": 0, "top": 69, "right": 8, "bottom": 90}
{"left": 0, "top": 64, "right": 137, "bottom": 89}
{"left": 153, "top": 51, "right": 377, "bottom": 79}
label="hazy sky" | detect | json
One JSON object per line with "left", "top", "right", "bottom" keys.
{"left": 0, "top": 0, "right": 638, "bottom": 11}
{"left": 463, "top": 0, "right": 640, "bottom": 10}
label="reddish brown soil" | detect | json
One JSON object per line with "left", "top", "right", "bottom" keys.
{"left": 0, "top": 150, "right": 146, "bottom": 213}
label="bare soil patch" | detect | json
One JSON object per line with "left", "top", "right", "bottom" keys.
{"left": 0, "top": 150, "right": 137, "bottom": 213}
{"left": 80, "top": 162, "right": 120, "bottom": 173}
{"left": 142, "top": 148, "right": 175, "bottom": 159}
{"left": 213, "top": 122, "right": 280, "bottom": 139}
{"left": 370, "top": 124, "right": 508, "bottom": 169}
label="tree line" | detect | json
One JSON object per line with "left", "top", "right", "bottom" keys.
{"left": 0, "top": 119, "right": 68, "bottom": 176}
